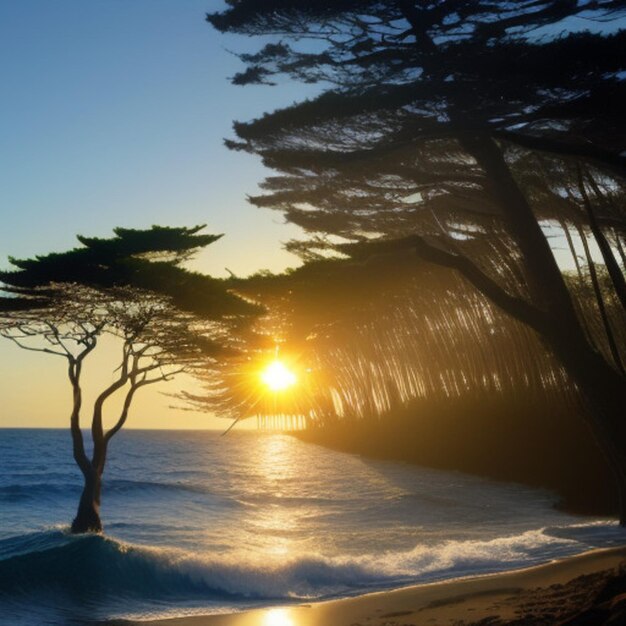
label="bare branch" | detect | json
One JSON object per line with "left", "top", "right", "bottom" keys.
{"left": 0, "top": 332, "right": 68, "bottom": 357}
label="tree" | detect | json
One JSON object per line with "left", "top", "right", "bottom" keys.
{"left": 0, "top": 225, "right": 259, "bottom": 533}
{"left": 198, "top": 254, "right": 582, "bottom": 425}
{"left": 208, "top": 3, "right": 626, "bottom": 519}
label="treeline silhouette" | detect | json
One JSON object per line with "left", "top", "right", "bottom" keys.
{"left": 206, "top": 1, "right": 626, "bottom": 517}
{"left": 189, "top": 252, "right": 620, "bottom": 513}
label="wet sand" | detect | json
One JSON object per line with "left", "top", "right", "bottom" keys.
{"left": 105, "top": 545, "right": 626, "bottom": 626}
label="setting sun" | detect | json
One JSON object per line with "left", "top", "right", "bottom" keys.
{"left": 261, "top": 360, "right": 297, "bottom": 392}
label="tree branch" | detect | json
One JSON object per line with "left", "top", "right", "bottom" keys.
{"left": 68, "top": 357, "right": 91, "bottom": 478}
{"left": 103, "top": 385, "right": 136, "bottom": 445}
{"left": 494, "top": 131, "right": 626, "bottom": 177}
{"left": 580, "top": 164, "right": 626, "bottom": 312}
{"left": 0, "top": 332, "right": 67, "bottom": 357}
{"left": 348, "top": 235, "right": 553, "bottom": 336}
{"left": 91, "top": 340, "right": 132, "bottom": 465}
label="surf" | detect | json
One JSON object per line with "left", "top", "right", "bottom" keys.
{"left": 2, "top": 522, "right": 624, "bottom": 607}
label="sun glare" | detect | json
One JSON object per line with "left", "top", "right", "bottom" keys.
{"left": 263, "top": 608, "right": 294, "bottom": 626}
{"left": 261, "top": 360, "right": 297, "bottom": 392}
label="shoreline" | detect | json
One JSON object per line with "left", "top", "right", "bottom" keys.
{"left": 105, "top": 545, "right": 626, "bottom": 626}
{"left": 292, "top": 426, "right": 616, "bottom": 517}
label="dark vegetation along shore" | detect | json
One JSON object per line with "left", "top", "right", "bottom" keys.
{"left": 202, "top": 256, "right": 621, "bottom": 518}
{"left": 296, "top": 392, "right": 615, "bottom": 517}
{"left": 196, "top": 254, "right": 623, "bottom": 518}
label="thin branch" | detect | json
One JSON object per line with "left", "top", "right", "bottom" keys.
{"left": 494, "top": 131, "right": 626, "bottom": 177}
{"left": 221, "top": 416, "right": 241, "bottom": 436}
{"left": 0, "top": 333, "right": 68, "bottom": 357}
{"left": 349, "top": 235, "right": 553, "bottom": 336}
{"left": 91, "top": 340, "right": 133, "bottom": 450}
{"left": 104, "top": 385, "right": 137, "bottom": 443}
{"left": 43, "top": 322, "right": 72, "bottom": 355}
{"left": 581, "top": 164, "right": 626, "bottom": 312}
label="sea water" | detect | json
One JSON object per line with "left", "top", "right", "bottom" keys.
{"left": 0, "top": 428, "right": 624, "bottom": 625}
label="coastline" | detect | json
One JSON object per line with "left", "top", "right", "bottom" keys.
{"left": 105, "top": 545, "right": 626, "bottom": 626}
{"left": 293, "top": 418, "right": 616, "bottom": 516}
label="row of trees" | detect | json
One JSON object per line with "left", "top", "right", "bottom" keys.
{"left": 194, "top": 255, "right": 578, "bottom": 421}
{"left": 184, "top": 244, "right": 620, "bottom": 511}
{"left": 207, "top": 2, "right": 626, "bottom": 517}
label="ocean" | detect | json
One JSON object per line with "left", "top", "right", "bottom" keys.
{"left": 0, "top": 428, "right": 624, "bottom": 625}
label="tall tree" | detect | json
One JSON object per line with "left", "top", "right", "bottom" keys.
{"left": 0, "top": 225, "right": 259, "bottom": 533}
{"left": 208, "top": 2, "right": 626, "bottom": 519}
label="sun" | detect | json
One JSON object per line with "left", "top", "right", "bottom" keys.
{"left": 261, "top": 360, "right": 297, "bottom": 392}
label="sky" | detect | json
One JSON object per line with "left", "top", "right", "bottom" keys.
{"left": 0, "top": 3, "right": 617, "bottom": 430}
{"left": 0, "top": 0, "right": 318, "bottom": 429}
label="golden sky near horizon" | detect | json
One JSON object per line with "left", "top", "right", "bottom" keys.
{"left": 0, "top": 335, "right": 256, "bottom": 431}
{"left": 0, "top": 2, "right": 609, "bottom": 432}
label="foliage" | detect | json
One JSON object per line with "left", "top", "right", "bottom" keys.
{"left": 209, "top": 1, "right": 625, "bottom": 167}
{"left": 206, "top": 0, "right": 626, "bottom": 365}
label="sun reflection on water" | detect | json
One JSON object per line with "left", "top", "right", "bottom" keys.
{"left": 251, "top": 435, "right": 300, "bottom": 556}
{"left": 263, "top": 607, "right": 294, "bottom": 626}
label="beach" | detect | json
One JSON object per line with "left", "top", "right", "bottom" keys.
{"left": 110, "top": 546, "right": 626, "bottom": 626}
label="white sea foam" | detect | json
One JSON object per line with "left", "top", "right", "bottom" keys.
{"left": 2, "top": 522, "right": 610, "bottom": 601}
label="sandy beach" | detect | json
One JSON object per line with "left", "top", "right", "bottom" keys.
{"left": 103, "top": 545, "right": 626, "bottom": 626}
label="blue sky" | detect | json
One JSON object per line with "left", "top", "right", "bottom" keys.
{"left": 0, "top": 0, "right": 317, "bottom": 278}
{"left": 0, "top": 1, "right": 320, "bottom": 429}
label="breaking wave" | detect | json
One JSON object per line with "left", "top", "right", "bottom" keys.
{"left": 1, "top": 523, "right": 623, "bottom": 604}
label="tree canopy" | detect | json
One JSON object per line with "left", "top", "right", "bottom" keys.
{"left": 210, "top": 0, "right": 626, "bottom": 169}
{"left": 1, "top": 225, "right": 255, "bottom": 318}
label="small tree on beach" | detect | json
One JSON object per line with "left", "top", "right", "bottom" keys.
{"left": 0, "top": 225, "right": 259, "bottom": 533}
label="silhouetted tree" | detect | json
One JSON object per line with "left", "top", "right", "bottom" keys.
{"left": 207, "top": 254, "right": 601, "bottom": 419}
{"left": 0, "top": 226, "right": 258, "bottom": 533}
{"left": 208, "top": 2, "right": 626, "bottom": 520}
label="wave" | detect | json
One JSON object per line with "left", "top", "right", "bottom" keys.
{"left": 0, "top": 483, "right": 80, "bottom": 503}
{"left": 0, "top": 479, "right": 222, "bottom": 503}
{"left": 0, "top": 522, "right": 623, "bottom": 604}
{"left": 0, "top": 530, "right": 387, "bottom": 602}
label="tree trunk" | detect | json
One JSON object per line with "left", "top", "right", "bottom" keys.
{"left": 580, "top": 166, "right": 626, "bottom": 312}
{"left": 616, "top": 474, "right": 626, "bottom": 527}
{"left": 576, "top": 223, "right": 625, "bottom": 373}
{"left": 458, "top": 133, "right": 626, "bottom": 523}
{"left": 71, "top": 470, "right": 103, "bottom": 533}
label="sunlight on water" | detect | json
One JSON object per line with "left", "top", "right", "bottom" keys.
{"left": 263, "top": 608, "right": 294, "bottom": 626}
{"left": 251, "top": 505, "right": 296, "bottom": 556}
{"left": 258, "top": 433, "right": 299, "bottom": 485}
{"left": 253, "top": 435, "right": 304, "bottom": 555}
